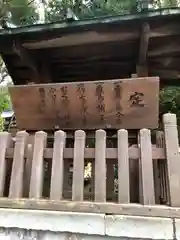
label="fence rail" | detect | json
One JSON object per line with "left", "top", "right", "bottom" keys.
{"left": 0, "top": 113, "right": 180, "bottom": 213}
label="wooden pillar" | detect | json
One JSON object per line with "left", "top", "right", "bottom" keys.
{"left": 136, "top": 65, "right": 148, "bottom": 77}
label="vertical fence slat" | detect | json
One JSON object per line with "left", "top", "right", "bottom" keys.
{"left": 24, "top": 135, "right": 34, "bottom": 197}
{"left": 154, "top": 131, "right": 162, "bottom": 204}
{"left": 139, "top": 129, "right": 155, "bottom": 205}
{"left": 50, "top": 130, "right": 66, "bottom": 200}
{"left": 72, "top": 130, "right": 85, "bottom": 201}
{"left": 0, "top": 132, "right": 10, "bottom": 197}
{"left": 138, "top": 133, "right": 143, "bottom": 204}
{"left": 9, "top": 131, "right": 28, "bottom": 198}
{"left": 155, "top": 131, "right": 170, "bottom": 205}
{"left": 29, "top": 131, "right": 47, "bottom": 199}
{"left": 95, "top": 129, "right": 106, "bottom": 202}
{"left": 118, "top": 129, "right": 130, "bottom": 203}
{"left": 163, "top": 113, "right": 180, "bottom": 207}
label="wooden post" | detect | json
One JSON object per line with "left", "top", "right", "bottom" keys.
{"left": 0, "top": 132, "right": 10, "bottom": 197}
{"left": 155, "top": 131, "right": 170, "bottom": 205}
{"left": 95, "top": 130, "right": 106, "bottom": 202}
{"left": 138, "top": 133, "right": 143, "bottom": 203}
{"left": 50, "top": 130, "right": 66, "bottom": 200}
{"left": 9, "top": 131, "right": 28, "bottom": 198}
{"left": 163, "top": 113, "right": 180, "bottom": 207}
{"left": 118, "top": 129, "right": 130, "bottom": 203}
{"left": 139, "top": 129, "right": 155, "bottom": 205}
{"left": 72, "top": 130, "right": 85, "bottom": 201}
{"left": 24, "top": 134, "right": 34, "bottom": 197}
{"left": 29, "top": 131, "right": 47, "bottom": 199}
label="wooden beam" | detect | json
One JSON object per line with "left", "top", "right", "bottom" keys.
{"left": 0, "top": 198, "right": 180, "bottom": 218}
{"left": 26, "top": 130, "right": 138, "bottom": 140}
{"left": 20, "top": 23, "right": 180, "bottom": 50}
{"left": 139, "top": 22, "right": 150, "bottom": 65}
{"left": 151, "top": 69, "right": 180, "bottom": 79}
{"left": 136, "top": 65, "right": 148, "bottom": 77}
{"left": 22, "top": 30, "right": 139, "bottom": 50}
{"left": 137, "top": 22, "right": 150, "bottom": 77}
{"left": 1, "top": 22, "right": 180, "bottom": 54}
{"left": 148, "top": 42, "right": 180, "bottom": 57}
{"left": 13, "top": 40, "right": 40, "bottom": 82}
{"left": 5, "top": 146, "right": 165, "bottom": 160}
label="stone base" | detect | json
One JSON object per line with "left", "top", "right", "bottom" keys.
{"left": 0, "top": 208, "right": 177, "bottom": 239}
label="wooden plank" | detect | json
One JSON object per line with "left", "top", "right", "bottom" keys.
{"left": 22, "top": 30, "right": 140, "bottom": 49}
{"left": 163, "top": 113, "right": 180, "bottom": 207}
{"left": 27, "top": 129, "right": 138, "bottom": 139}
{"left": 1, "top": 198, "right": 180, "bottom": 218}
{"left": 9, "top": 131, "right": 28, "bottom": 198}
{"left": 95, "top": 130, "right": 106, "bottom": 202}
{"left": 0, "top": 132, "right": 10, "bottom": 197}
{"left": 72, "top": 130, "right": 86, "bottom": 201}
{"left": 9, "top": 77, "right": 159, "bottom": 130}
{"left": 50, "top": 130, "right": 66, "bottom": 200}
{"left": 139, "top": 129, "right": 155, "bottom": 205}
{"left": 5, "top": 146, "right": 166, "bottom": 160}
{"left": 118, "top": 129, "right": 130, "bottom": 203}
{"left": 29, "top": 131, "right": 47, "bottom": 198}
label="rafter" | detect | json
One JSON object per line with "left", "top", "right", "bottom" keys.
{"left": 13, "top": 40, "right": 40, "bottom": 82}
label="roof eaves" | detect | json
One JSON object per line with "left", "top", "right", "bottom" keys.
{"left": 0, "top": 7, "right": 180, "bottom": 36}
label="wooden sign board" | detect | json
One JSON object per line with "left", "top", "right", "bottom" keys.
{"left": 9, "top": 77, "right": 159, "bottom": 130}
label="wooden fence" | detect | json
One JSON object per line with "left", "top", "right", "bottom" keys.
{"left": 0, "top": 113, "right": 179, "bottom": 214}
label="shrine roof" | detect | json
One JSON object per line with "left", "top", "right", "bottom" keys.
{"left": 0, "top": 8, "right": 180, "bottom": 85}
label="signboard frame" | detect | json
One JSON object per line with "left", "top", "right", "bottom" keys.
{"left": 9, "top": 77, "right": 159, "bottom": 130}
